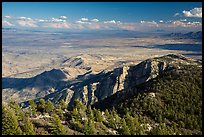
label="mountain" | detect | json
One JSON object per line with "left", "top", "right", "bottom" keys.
{"left": 167, "top": 31, "right": 202, "bottom": 40}
{"left": 92, "top": 55, "right": 202, "bottom": 110}
{"left": 4, "top": 54, "right": 199, "bottom": 108}
{"left": 92, "top": 56, "right": 202, "bottom": 134}
{"left": 2, "top": 69, "right": 69, "bottom": 102}
{"left": 2, "top": 54, "right": 202, "bottom": 135}
{"left": 2, "top": 27, "right": 17, "bottom": 32}
{"left": 2, "top": 54, "right": 201, "bottom": 108}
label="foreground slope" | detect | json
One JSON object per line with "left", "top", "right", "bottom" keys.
{"left": 93, "top": 55, "right": 202, "bottom": 134}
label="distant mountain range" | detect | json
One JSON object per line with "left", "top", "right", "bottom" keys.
{"left": 3, "top": 27, "right": 202, "bottom": 40}
{"left": 2, "top": 27, "right": 17, "bottom": 32}
{"left": 166, "top": 31, "right": 202, "bottom": 40}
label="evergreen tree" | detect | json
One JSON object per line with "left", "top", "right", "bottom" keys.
{"left": 83, "top": 119, "right": 96, "bottom": 135}
{"left": 55, "top": 105, "right": 64, "bottom": 120}
{"left": 21, "top": 116, "right": 36, "bottom": 135}
{"left": 2, "top": 105, "right": 22, "bottom": 135}
{"left": 133, "top": 116, "right": 140, "bottom": 135}
{"left": 37, "top": 99, "right": 46, "bottom": 113}
{"left": 121, "top": 118, "right": 131, "bottom": 135}
{"left": 83, "top": 120, "right": 89, "bottom": 134}
{"left": 95, "top": 109, "right": 103, "bottom": 122}
{"left": 59, "top": 100, "right": 67, "bottom": 110}
{"left": 104, "top": 109, "right": 110, "bottom": 120}
{"left": 86, "top": 106, "right": 94, "bottom": 121}
{"left": 8, "top": 100, "right": 24, "bottom": 121}
{"left": 107, "top": 112, "right": 116, "bottom": 128}
{"left": 71, "top": 107, "right": 80, "bottom": 121}
{"left": 111, "top": 107, "right": 120, "bottom": 128}
{"left": 71, "top": 99, "right": 86, "bottom": 111}
{"left": 45, "top": 100, "right": 54, "bottom": 114}
{"left": 71, "top": 99, "right": 87, "bottom": 122}
{"left": 50, "top": 113, "right": 67, "bottom": 135}
{"left": 29, "top": 100, "right": 37, "bottom": 117}
{"left": 129, "top": 116, "right": 136, "bottom": 135}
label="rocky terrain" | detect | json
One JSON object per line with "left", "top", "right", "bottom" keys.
{"left": 2, "top": 29, "right": 202, "bottom": 108}
{"left": 2, "top": 53, "right": 202, "bottom": 135}
{"left": 2, "top": 53, "right": 201, "bottom": 109}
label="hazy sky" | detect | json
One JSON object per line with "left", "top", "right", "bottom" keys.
{"left": 2, "top": 2, "right": 202, "bottom": 32}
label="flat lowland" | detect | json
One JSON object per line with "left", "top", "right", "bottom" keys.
{"left": 2, "top": 30, "right": 202, "bottom": 79}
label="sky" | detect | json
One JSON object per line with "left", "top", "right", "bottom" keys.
{"left": 2, "top": 2, "right": 202, "bottom": 32}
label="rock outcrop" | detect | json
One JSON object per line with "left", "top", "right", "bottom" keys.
{"left": 3, "top": 54, "right": 201, "bottom": 108}
{"left": 56, "top": 54, "right": 201, "bottom": 107}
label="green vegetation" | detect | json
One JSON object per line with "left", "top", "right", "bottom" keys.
{"left": 93, "top": 64, "right": 202, "bottom": 135}
{"left": 2, "top": 104, "right": 22, "bottom": 135}
{"left": 2, "top": 63, "right": 202, "bottom": 135}
{"left": 50, "top": 114, "right": 68, "bottom": 135}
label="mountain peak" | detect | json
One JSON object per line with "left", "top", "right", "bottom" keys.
{"left": 39, "top": 68, "right": 68, "bottom": 80}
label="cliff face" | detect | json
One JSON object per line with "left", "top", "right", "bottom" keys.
{"left": 63, "top": 54, "right": 201, "bottom": 107}
{"left": 3, "top": 54, "right": 201, "bottom": 108}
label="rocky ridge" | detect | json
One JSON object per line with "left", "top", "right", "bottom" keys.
{"left": 2, "top": 54, "right": 201, "bottom": 108}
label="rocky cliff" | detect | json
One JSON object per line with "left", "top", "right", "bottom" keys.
{"left": 2, "top": 54, "right": 201, "bottom": 108}
{"left": 62, "top": 54, "right": 201, "bottom": 107}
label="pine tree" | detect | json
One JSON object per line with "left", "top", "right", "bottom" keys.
{"left": 71, "top": 99, "right": 86, "bottom": 111}
{"left": 111, "top": 107, "right": 120, "bottom": 128}
{"left": 139, "top": 124, "right": 145, "bottom": 135}
{"left": 108, "top": 112, "right": 115, "bottom": 128}
{"left": 45, "top": 100, "right": 54, "bottom": 114}
{"left": 129, "top": 116, "right": 136, "bottom": 135}
{"left": 83, "top": 119, "right": 96, "bottom": 135}
{"left": 59, "top": 100, "right": 67, "bottom": 110}
{"left": 105, "top": 109, "right": 110, "bottom": 120}
{"left": 55, "top": 105, "right": 64, "bottom": 120}
{"left": 37, "top": 99, "right": 46, "bottom": 113}
{"left": 29, "top": 100, "right": 37, "bottom": 117}
{"left": 95, "top": 109, "right": 103, "bottom": 122}
{"left": 71, "top": 99, "right": 87, "bottom": 122}
{"left": 133, "top": 116, "right": 140, "bottom": 135}
{"left": 2, "top": 104, "right": 22, "bottom": 135}
{"left": 86, "top": 106, "right": 94, "bottom": 121}
{"left": 121, "top": 118, "right": 131, "bottom": 135}
{"left": 21, "top": 116, "right": 36, "bottom": 135}
{"left": 83, "top": 120, "right": 89, "bottom": 134}
{"left": 8, "top": 100, "right": 24, "bottom": 121}
{"left": 71, "top": 107, "right": 80, "bottom": 121}
{"left": 50, "top": 113, "right": 67, "bottom": 135}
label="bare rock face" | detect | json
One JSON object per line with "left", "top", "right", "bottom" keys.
{"left": 65, "top": 54, "right": 201, "bottom": 107}
{"left": 50, "top": 54, "right": 201, "bottom": 108}
{"left": 113, "top": 66, "right": 129, "bottom": 94}
{"left": 4, "top": 54, "right": 201, "bottom": 108}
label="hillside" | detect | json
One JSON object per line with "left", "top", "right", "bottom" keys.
{"left": 93, "top": 56, "right": 202, "bottom": 134}
{"left": 2, "top": 54, "right": 202, "bottom": 135}
{"left": 3, "top": 54, "right": 201, "bottom": 109}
